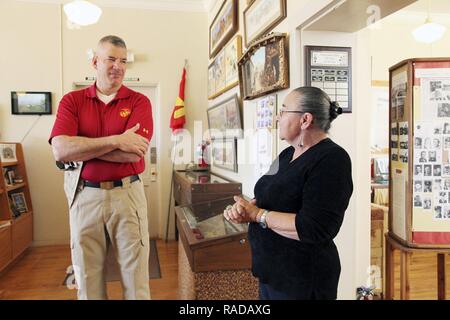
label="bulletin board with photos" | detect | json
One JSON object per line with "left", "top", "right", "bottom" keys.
{"left": 305, "top": 46, "right": 352, "bottom": 113}
{"left": 389, "top": 58, "right": 450, "bottom": 248}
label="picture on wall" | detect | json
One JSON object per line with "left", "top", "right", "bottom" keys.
{"left": 208, "top": 35, "right": 243, "bottom": 100}
{"left": 11, "top": 91, "right": 52, "bottom": 115}
{"left": 207, "top": 94, "right": 242, "bottom": 139}
{"left": 211, "top": 139, "right": 237, "bottom": 172}
{"left": 256, "top": 94, "right": 277, "bottom": 129}
{"left": 209, "top": 0, "right": 238, "bottom": 59}
{"left": 0, "top": 144, "right": 17, "bottom": 163}
{"left": 243, "top": 0, "right": 287, "bottom": 47}
{"left": 238, "top": 33, "right": 289, "bottom": 100}
{"left": 215, "top": 50, "right": 226, "bottom": 92}
{"left": 305, "top": 46, "right": 352, "bottom": 113}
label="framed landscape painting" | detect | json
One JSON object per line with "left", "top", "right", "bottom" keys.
{"left": 238, "top": 33, "right": 289, "bottom": 100}
{"left": 243, "top": 0, "right": 286, "bottom": 47}
{"left": 209, "top": 0, "right": 239, "bottom": 59}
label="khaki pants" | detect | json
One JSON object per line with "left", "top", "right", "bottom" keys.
{"left": 69, "top": 176, "right": 150, "bottom": 300}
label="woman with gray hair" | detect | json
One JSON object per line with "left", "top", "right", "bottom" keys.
{"left": 224, "top": 87, "right": 353, "bottom": 300}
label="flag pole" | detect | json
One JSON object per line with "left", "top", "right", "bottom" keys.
{"left": 165, "top": 131, "right": 179, "bottom": 242}
{"left": 165, "top": 62, "right": 187, "bottom": 242}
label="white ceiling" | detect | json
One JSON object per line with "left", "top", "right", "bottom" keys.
{"left": 15, "top": 0, "right": 217, "bottom": 12}
{"left": 401, "top": 0, "right": 450, "bottom": 14}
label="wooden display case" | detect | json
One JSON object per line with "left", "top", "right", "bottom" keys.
{"left": 176, "top": 197, "right": 258, "bottom": 300}
{"left": 173, "top": 170, "right": 242, "bottom": 206}
{"left": 175, "top": 197, "right": 251, "bottom": 272}
{"left": 389, "top": 58, "right": 450, "bottom": 248}
{"left": 0, "top": 143, "right": 33, "bottom": 273}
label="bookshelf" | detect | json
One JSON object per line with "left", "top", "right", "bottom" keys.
{"left": 0, "top": 143, "right": 33, "bottom": 273}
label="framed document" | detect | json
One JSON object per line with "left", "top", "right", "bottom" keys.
{"left": 305, "top": 46, "right": 352, "bottom": 113}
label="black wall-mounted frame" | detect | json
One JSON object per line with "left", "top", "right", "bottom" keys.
{"left": 305, "top": 46, "right": 352, "bottom": 113}
{"left": 11, "top": 91, "right": 52, "bottom": 115}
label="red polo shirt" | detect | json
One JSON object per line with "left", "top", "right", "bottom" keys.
{"left": 49, "top": 83, "right": 153, "bottom": 182}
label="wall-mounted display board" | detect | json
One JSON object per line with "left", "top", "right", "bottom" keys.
{"left": 305, "top": 46, "right": 352, "bottom": 113}
{"left": 389, "top": 58, "right": 450, "bottom": 248}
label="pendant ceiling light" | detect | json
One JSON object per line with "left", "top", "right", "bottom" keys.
{"left": 63, "top": 1, "right": 102, "bottom": 26}
{"left": 411, "top": 0, "right": 446, "bottom": 44}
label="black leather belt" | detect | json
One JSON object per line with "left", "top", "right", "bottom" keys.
{"left": 83, "top": 175, "right": 140, "bottom": 190}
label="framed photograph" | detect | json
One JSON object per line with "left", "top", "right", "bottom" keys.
{"left": 215, "top": 50, "right": 226, "bottom": 93}
{"left": 208, "top": 35, "right": 243, "bottom": 100}
{"left": 11, "top": 91, "right": 52, "bottom": 115}
{"left": 209, "top": 0, "right": 239, "bottom": 59}
{"left": 208, "top": 64, "right": 216, "bottom": 98}
{"left": 238, "top": 33, "right": 289, "bottom": 100}
{"left": 255, "top": 94, "right": 277, "bottom": 129}
{"left": 211, "top": 139, "right": 237, "bottom": 172}
{"left": 224, "top": 35, "right": 242, "bottom": 89}
{"left": 7, "top": 170, "right": 15, "bottom": 185}
{"left": 305, "top": 46, "right": 352, "bottom": 113}
{"left": 207, "top": 94, "right": 242, "bottom": 139}
{"left": 0, "top": 144, "right": 17, "bottom": 163}
{"left": 243, "top": 0, "right": 287, "bottom": 47}
{"left": 11, "top": 192, "right": 28, "bottom": 214}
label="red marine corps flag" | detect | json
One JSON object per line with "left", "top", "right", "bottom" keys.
{"left": 169, "top": 67, "right": 186, "bottom": 132}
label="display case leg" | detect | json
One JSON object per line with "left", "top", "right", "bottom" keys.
{"left": 437, "top": 254, "right": 446, "bottom": 300}
{"left": 400, "top": 251, "right": 411, "bottom": 300}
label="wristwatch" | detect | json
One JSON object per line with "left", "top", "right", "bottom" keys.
{"left": 259, "top": 210, "right": 270, "bottom": 229}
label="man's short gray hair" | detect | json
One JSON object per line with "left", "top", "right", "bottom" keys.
{"left": 98, "top": 35, "right": 127, "bottom": 49}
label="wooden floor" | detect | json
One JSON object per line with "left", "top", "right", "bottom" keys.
{"left": 1, "top": 240, "right": 450, "bottom": 300}
{"left": 0, "top": 240, "right": 178, "bottom": 300}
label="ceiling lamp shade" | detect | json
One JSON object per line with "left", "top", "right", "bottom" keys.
{"left": 412, "top": 18, "right": 446, "bottom": 44}
{"left": 63, "top": 1, "right": 102, "bottom": 26}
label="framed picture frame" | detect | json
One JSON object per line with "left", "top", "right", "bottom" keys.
{"left": 243, "top": 0, "right": 287, "bottom": 47}
{"left": 255, "top": 94, "right": 277, "bottom": 129}
{"left": 207, "top": 94, "right": 243, "bottom": 139}
{"left": 208, "top": 35, "right": 243, "bottom": 100}
{"left": 211, "top": 139, "right": 237, "bottom": 172}
{"left": 7, "top": 170, "right": 15, "bottom": 185}
{"left": 11, "top": 192, "right": 28, "bottom": 214}
{"left": 209, "top": 0, "right": 239, "bottom": 59}
{"left": 0, "top": 144, "right": 17, "bottom": 163}
{"left": 305, "top": 46, "right": 352, "bottom": 113}
{"left": 11, "top": 91, "right": 52, "bottom": 115}
{"left": 238, "top": 33, "right": 289, "bottom": 100}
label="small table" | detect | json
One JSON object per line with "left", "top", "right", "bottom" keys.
{"left": 385, "top": 233, "right": 449, "bottom": 300}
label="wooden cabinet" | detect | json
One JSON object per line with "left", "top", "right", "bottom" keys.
{"left": 0, "top": 224, "right": 12, "bottom": 272}
{"left": 371, "top": 203, "right": 388, "bottom": 298}
{"left": 0, "top": 143, "right": 33, "bottom": 273}
{"left": 12, "top": 212, "right": 33, "bottom": 259}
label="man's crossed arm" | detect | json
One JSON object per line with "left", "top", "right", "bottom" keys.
{"left": 51, "top": 123, "right": 148, "bottom": 163}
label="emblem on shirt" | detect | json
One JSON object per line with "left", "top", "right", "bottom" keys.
{"left": 119, "top": 108, "right": 131, "bottom": 118}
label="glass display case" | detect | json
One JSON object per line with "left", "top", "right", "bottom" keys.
{"left": 179, "top": 197, "right": 247, "bottom": 240}
{"left": 175, "top": 196, "right": 252, "bottom": 273}
{"left": 176, "top": 197, "right": 258, "bottom": 300}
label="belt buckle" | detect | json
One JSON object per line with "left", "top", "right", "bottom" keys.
{"left": 100, "top": 181, "right": 115, "bottom": 190}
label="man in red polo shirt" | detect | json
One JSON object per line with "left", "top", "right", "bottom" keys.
{"left": 49, "top": 35, "right": 153, "bottom": 300}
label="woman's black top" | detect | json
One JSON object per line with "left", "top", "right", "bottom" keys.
{"left": 249, "top": 138, "right": 353, "bottom": 299}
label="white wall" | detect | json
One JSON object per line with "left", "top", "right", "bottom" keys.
{"left": 0, "top": 0, "right": 208, "bottom": 245}
{"left": 207, "top": 0, "right": 371, "bottom": 299}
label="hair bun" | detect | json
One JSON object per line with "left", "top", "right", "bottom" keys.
{"left": 329, "top": 101, "right": 342, "bottom": 121}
